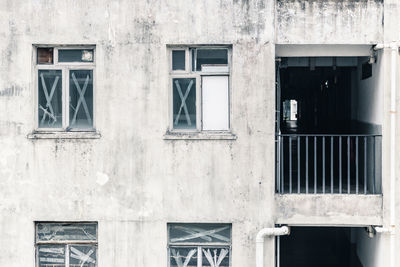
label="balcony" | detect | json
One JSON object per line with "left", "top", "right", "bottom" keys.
{"left": 276, "top": 134, "right": 381, "bottom": 194}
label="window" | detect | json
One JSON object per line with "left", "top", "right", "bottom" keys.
{"left": 169, "top": 46, "right": 230, "bottom": 131}
{"left": 35, "top": 222, "right": 97, "bottom": 267}
{"left": 168, "top": 223, "right": 231, "bottom": 267}
{"left": 35, "top": 46, "right": 95, "bottom": 131}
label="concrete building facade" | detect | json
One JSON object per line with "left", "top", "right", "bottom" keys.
{"left": 0, "top": 0, "right": 399, "bottom": 266}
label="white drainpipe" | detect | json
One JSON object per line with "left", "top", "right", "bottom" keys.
{"left": 374, "top": 42, "right": 397, "bottom": 267}
{"left": 256, "top": 226, "right": 290, "bottom": 267}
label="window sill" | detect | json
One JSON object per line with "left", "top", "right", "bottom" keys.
{"left": 163, "top": 131, "right": 237, "bottom": 140}
{"left": 27, "top": 131, "right": 101, "bottom": 139}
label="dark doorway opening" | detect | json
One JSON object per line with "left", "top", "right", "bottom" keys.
{"left": 279, "top": 227, "right": 363, "bottom": 267}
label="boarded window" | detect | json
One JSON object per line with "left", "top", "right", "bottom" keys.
{"left": 173, "top": 78, "right": 196, "bottom": 129}
{"left": 69, "top": 70, "right": 93, "bottom": 129}
{"left": 36, "top": 223, "right": 97, "bottom": 267}
{"left": 38, "top": 70, "right": 62, "bottom": 128}
{"left": 168, "top": 223, "right": 231, "bottom": 267}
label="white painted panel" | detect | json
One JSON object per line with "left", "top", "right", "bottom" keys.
{"left": 202, "top": 76, "right": 229, "bottom": 131}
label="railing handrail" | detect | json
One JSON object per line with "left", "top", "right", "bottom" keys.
{"left": 278, "top": 134, "right": 382, "bottom": 137}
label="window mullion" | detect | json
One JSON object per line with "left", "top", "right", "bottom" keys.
{"left": 65, "top": 244, "right": 69, "bottom": 267}
{"left": 197, "top": 246, "right": 202, "bottom": 267}
{"left": 64, "top": 67, "right": 70, "bottom": 129}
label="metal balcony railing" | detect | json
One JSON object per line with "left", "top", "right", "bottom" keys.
{"left": 276, "top": 134, "right": 382, "bottom": 194}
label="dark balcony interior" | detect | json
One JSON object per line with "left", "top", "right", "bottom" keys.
{"left": 276, "top": 57, "right": 382, "bottom": 194}
{"left": 279, "top": 227, "right": 363, "bottom": 267}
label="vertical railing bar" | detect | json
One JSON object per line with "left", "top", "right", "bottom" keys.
{"left": 339, "top": 136, "right": 342, "bottom": 194}
{"left": 314, "top": 136, "right": 317, "bottom": 194}
{"left": 298, "top": 136, "right": 300, "bottom": 194}
{"left": 323, "top": 136, "right": 325, "bottom": 194}
{"left": 356, "top": 136, "right": 359, "bottom": 194}
{"left": 306, "top": 136, "right": 309, "bottom": 194}
{"left": 331, "top": 136, "right": 333, "bottom": 194}
{"left": 347, "top": 136, "right": 350, "bottom": 194}
{"left": 289, "top": 136, "right": 292, "bottom": 194}
{"left": 364, "top": 136, "right": 367, "bottom": 194}
{"left": 281, "top": 136, "right": 284, "bottom": 194}
{"left": 373, "top": 136, "right": 376, "bottom": 194}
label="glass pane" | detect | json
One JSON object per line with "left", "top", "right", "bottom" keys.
{"left": 196, "top": 49, "right": 228, "bottom": 71}
{"left": 170, "top": 247, "right": 197, "bottom": 267}
{"left": 38, "top": 70, "right": 62, "bottom": 128}
{"left": 202, "top": 247, "right": 230, "bottom": 267}
{"left": 59, "top": 49, "right": 94, "bottom": 62}
{"left": 37, "top": 223, "right": 97, "bottom": 241}
{"left": 172, "top": 50, "right": 185, "bottom": 70}
{"left": 69, "top": 245, "right": 97, "bottom": 267}
{"left": 37, "top": 48, "right": 54, "bottom": 64}
{"left": 69, "top": 70, "right": 93, "bottom": 129}
{"left": 38, "top": 244, "right": 65, "bottom": 267}
{"left": 173, "top": 78, "right": 196, "bottom": 129}
{"left": 169, "top": 224, "right": 231, "bottom": 244}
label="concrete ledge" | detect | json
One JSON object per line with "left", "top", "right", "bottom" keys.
{"left": 275, "top": 194, "right": 383, "bottom": 226}
{"left": 27, "top": 131, "right": 101, "bottom": 139}
{"left": 163, "top": 131, "right": 237, "bottom": 140}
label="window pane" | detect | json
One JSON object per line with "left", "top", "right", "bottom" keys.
{"left": 38, "top": 70, "right": 62, "bottom": 128}
{"left": 69, "top": 245, "right": 97, "bottom": 267}
{"left": 69, "top": 70, "right": 93, "bottom": 129}
{"left": 172, "top": 50, "right": 185, "bottom": 70}
{"left": 196, "top": 49, "right": 228, "bottom": 71}
{"left": 202, "top": 76, "right": 229, "bottom": 131}
{"left": 38, "top": 245, "right": 65, "bottom": 267}
{"left": 37, "top": 223, "right": 97, "bottom": 241}
{"left": 59, "top": 49, "right": 94, "bottom": 62}
{"left": 37, "top": 48, "right": 53, "bottom": 64}
{"left": 173, "top": 78, "right": 196, "bottom": 129}
{"left": 170, "top": 247, "right": 197, "bottom": 267}
{"left": 169, "top": 224, "right": 231, "bottom": 244}
{"left": 202, "top": 248, "right": 230, "bottom": 267}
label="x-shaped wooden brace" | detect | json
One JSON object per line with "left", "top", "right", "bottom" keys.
{"left": 70, "top": 246, "right": 96, "bottom": 266}
{"left": 171, "top": 225, "right": 230, "bottom": 243}
{"left": 171, "top": 248, "right": 197, "bottom": 267}
{"left": 71, "top": 73, "right": 92, "bottom": 127}
{"left": 174, "top": 79, "right": 194, "bottom": 126}
{"left": 40, "top": 73, "right": 60, "bottom": 125}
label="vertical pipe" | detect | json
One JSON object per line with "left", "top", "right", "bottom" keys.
{"left": 289, "top": 136, "right": 292, "bottom": 194}
{"left": 298, "top": 136, "right": 300, "bottom": 193}
{"left": 364, "top": 136, "right": 367, "bottom": 194}
{"left": 331, "top": 136, "right": 334, "bottom": 193}
{"left": 314, "top": 136, "right": 317, "bottom": 194}
{"left": 339, "top": 137, "right": 342, "bottom": 194}
{"left": 323, "top": 136, "right": 325, "bottom": 194}
{"left": 347, "top": 136, "right": 350, "bottom": 194}
{"left": 306, "top": 136, "right": 309, "bottom": 194}
{"left": 356, "top": 137, "right": 359, "bottom": 194}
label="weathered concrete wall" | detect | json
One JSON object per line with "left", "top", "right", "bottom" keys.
{"left": 0, "top": 0, "right": 396, "bottom": 267}
{"left": 0, "top": 1, "right": 277, "bottom": 267}
{"left": 276, "top": 0, "right": 384, "bottom": 44}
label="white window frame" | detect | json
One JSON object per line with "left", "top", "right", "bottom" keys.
{"left": 167, "top": 223, "right": 232, "bottom": 267}
{"left": 35, "top": 222, "right": 98, "bottom": 267}
{"left": 168, "top": 45, "right": 232, "bottom": 133}
{"left": 33, "top": 45, "right": 96, "bottom": 132}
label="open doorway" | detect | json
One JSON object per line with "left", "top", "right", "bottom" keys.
{"left": 276, "top": 56, "right": 382, "bottom": 194}
{"left": 278, "top": 227, "right": 369, "bottom": 267}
